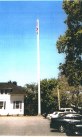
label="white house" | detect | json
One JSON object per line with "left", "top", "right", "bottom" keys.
{"left": 0, "top": 81, "right": 25, "bottom": 116}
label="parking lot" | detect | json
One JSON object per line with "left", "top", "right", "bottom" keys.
{"left": 0, "top": 116, "right": 67, "bottom": 136}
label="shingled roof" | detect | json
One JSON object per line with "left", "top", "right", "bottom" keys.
{"left": 0, "top": 81, "right": 26, "bottom": 94}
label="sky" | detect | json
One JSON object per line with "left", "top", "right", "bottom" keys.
{"left": 0, "top": 1, "right": 67, "bottom": 86}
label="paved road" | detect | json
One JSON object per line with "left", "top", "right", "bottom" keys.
{"left": 0, "top": 116, "right": 67, "bottom": 136}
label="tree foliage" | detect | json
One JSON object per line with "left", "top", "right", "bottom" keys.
{"left": 56, "top": 0, "right": 82, "bottom": 86}
{"left": 24, "top": 77, "right": 82, "bottom": 115}
{"left": 24, "top": 79, "right": 58, "bottom": 115}
{"left": 40, "top": 78, "right": 58, "bottom": 113}
{"left": 24, "top": 83, "right": 38, "bottom": 115}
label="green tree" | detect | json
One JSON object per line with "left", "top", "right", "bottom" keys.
{"left": 24, "top": 79, "right": 58, "bottom": 115}
{"left": 56, "top": 0, "right": 82, "bottom": 86}
{"left": 57, "top": 75, "right": 76, "bottom": 108}
{"left": 40, "top": 78, "right": 57, "bottom": 114}
{"left": 24, "top": 83, "right": 38, "bottom": 115}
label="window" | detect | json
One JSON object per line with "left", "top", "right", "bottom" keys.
{"left": 1, "top": 90, "right": 3, "bottom": 94}
{"left": 0, "top": 101, "right": 6, "bottom": 109}
{"left": 13, "top": 101, "right": 22, "bottom": 109}
{"left": 0, "top": 102, "right": 3, "bottom": 109}
{"left": 0, "top": 89, "right": 8, "bottom": 94}
{"left": 74, "top": 116, "right": 82, "bottom": 120}
{"left": 5, "top": 90, "right": 7, "bottom": 94}
{"left": 4, "top": 101, "right": 6, "bottom": 109}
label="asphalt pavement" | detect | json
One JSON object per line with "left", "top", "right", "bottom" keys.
{"left": 0, "top": 116, "right": 67, "bottom": 136}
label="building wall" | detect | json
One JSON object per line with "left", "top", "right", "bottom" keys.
{"left": 0, "top": 94, "right": 24, "bottom": 115}
{"left": 10, "top": 94, "right": 24, "bottom": 115}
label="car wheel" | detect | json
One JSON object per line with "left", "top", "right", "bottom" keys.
{"left": 59, "top": 125, "right": 65, "bottom": 133}
{"left": 65, "top": 129, "right": 70, "bottom": 135}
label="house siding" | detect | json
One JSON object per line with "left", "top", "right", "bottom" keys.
{"left": 0, "top": 94, "right": 24, "bottom": 115}
{"left": 10, "top": 95, "right": 24, "bottom": 115}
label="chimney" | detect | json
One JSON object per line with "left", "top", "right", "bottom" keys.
{"left": 13, "top": 81, "right": 17, "bottom": 86}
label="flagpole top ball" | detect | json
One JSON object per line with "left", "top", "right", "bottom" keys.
{"left": 36, "top": 19, "right": 39, "bottom": 34}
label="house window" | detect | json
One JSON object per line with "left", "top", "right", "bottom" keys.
{"left": 0, "top": 90, "right": 8, "bottom": 94}
{"left": 13, "top": 101, "right": 22, "bottom": 109}
{"left": 5, "top": 90, "right": 7, "bottom": 94}
{"left": 4, "top": 101, "right": 6, "bottom": 109}
{"left": 1, "top": 90, "right": 3, "bottom": 94}
{"left": 0, "top": 101, "right": 6, "bottom": 109}
{"left": 0, "top": 102, "right": 3, "bottom": 109}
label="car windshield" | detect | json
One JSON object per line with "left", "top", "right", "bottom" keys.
{"left": 53, "top": 112, "right": 57, "bottom": 115}
{"left": 63, "top": 114, "right": 82, "bottom": 119}
{"left": 56, "top": 113, "right": 66, "bottom": 118}
{"left": 74, "top": 115, "right": 82, "bottom": 120}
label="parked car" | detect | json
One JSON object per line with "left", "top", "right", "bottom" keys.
{"left": 50, "top": 113, "right": 82, "bottom": 135}
{"left": 59, "top": 107, "right": 76, "bottom": 113}
{"left": 47, "top": 111, "right": 65, "bottom": 120}
{"left": 47, "top": 108, "right": 76, "bottom": 120}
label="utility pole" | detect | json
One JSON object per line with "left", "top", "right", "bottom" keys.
{"left": 57, "top": 85, "right": 60, "bottom": 110}
{"left": 36, "top": 19, "right": 41, "bottom": 115}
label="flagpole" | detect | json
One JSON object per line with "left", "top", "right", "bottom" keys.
{"left": 36, "top": 19, "right": 41, "bottom": 115}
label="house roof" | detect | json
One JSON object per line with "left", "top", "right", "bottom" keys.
{"left": 0, "top": 82, "right": 26, "bottom": 94}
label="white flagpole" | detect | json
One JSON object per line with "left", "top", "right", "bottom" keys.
{"left": 36, "top": 19, "right": 41, "bottom": 115}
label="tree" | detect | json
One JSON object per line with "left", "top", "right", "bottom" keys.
{"left": 24, "top": 79, "right": 58, "bottom": 115}
{"left": 54, "top": 75, "right": 75, "bottom": 108}
{"left": 24, "top": 83, "right": 38, "bottom": 115}
{"left": 56, "top": 0, "right": 82, "bottom": 86}
{"left": 40, "top": 78, "right": 58, "bottom": 113}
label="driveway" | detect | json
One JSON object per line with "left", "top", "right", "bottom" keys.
{"left": 0, "top": 116, "right": 66, "bottom": 136}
